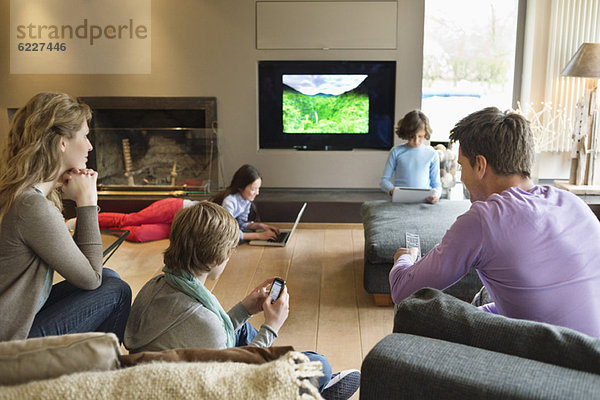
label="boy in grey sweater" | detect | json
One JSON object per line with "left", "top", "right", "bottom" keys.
{"left": 124, "top": 201, "right": 360, "bottom": 399}
{"left": 124, "top": 201, "right": 287, "bottom": 352}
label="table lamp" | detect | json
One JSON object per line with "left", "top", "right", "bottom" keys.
{"left": 560, "top": 42, "right": 600, "bottom": 186}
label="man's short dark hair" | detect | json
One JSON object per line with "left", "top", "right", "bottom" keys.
{"left": 449, "top": 107, "right": 535, "bottom": 177}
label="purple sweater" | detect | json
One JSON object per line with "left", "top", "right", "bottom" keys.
{"left": 390, "top": 185, "right": 600, "bottom": 337}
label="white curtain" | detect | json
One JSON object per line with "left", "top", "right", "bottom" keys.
{"left": 543, "top": 0, "right": 600, "bottom": 151}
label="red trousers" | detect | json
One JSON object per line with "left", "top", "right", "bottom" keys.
{"left": 98, "top": 198, "right": 184, "bottom": 242}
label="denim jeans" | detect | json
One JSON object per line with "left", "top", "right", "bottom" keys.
{"left": 28, "top": 268, "right": 132, "bottom": 343}
{"left": 235, "top": 321, "right": 332, "bottom": 390}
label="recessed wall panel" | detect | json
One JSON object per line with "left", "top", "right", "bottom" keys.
{"left": 256, "top": 1, "right": 397, "bottom": 49}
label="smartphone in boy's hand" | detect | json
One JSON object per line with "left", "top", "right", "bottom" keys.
{"left": 268, "top": 278, "right": 285, "bottom": 303}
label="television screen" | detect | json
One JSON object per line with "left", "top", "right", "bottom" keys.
{"left": 259, "top": 61, "right": 396, "bottom": 150}
{"left": 282, "top": 74, "right": 369, "bottom": 134}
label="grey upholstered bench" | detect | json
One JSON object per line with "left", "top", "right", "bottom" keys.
{"left": 361, "top": 199, "right": 482, "bottom": 305}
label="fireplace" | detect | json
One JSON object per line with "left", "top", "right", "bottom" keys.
{"left": 79, "top": 97, "right": 218, "bottom": 199}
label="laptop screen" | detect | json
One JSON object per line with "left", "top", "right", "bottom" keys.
{"left": 287, "top": 203, "right": 307, "bottom": 240}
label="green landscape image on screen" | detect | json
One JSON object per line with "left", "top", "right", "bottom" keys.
{"left": 282, "top": 74, "right": 369, "bottom": 134}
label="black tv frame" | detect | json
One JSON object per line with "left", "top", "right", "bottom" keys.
{"left": 258, "top": 60, "right": 396, "bottom": 150}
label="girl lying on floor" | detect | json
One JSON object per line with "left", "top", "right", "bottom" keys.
{"left": 75, "top": 164, "right": 279, "bottom": 242}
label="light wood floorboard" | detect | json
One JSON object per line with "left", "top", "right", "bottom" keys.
{"left": 102, "top": 225, "right": 395, "bottom": 398}
{"left": 318, "top": 229, "right": 363, "bottom": 371}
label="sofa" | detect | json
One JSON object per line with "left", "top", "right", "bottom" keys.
{"left": 361, "top": 199, "right": 482, "bottom": 305}
{"left": 0, "top": 332, "right": 324, "bottom": 399}
{"left": 360, "top": 288, "right": 600, "bottom": 399}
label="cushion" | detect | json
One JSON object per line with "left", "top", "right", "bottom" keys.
{"left": 362, "top": 333, "right": 600, "bottom": 400}
{"left": 119, "top": 345, "right": 295, "bottom": 367}
{"left": 393, "top": 288, "right": 600, "bottom": 375}
{"left": 0, "top": 332, "right": 121, "bottom": 386}
{"left": 0, "top": 351, "right": 323, "bottom": 400}
{"left": 361, "top": 200, "right": 470, "bottom": 264}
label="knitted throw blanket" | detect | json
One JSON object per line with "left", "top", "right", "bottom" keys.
{"left": 0, "top": 352, "right": 324, "bottom": 400}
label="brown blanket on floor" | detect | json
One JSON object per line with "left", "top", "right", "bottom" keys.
{"left": 119, "top": 345, "right": 295, "bottom": 367}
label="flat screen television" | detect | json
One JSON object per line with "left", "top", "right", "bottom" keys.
{"left": 258, "top": 61, "right": 396, "bottom": 150}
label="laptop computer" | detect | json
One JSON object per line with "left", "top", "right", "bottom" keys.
{"left": 392, "top": 187, "right": 437, "bottom": 203}
{"left": 249, "top": 203, "right": 307, "bottom": 247}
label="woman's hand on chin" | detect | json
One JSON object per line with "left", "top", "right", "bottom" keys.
{"left": 62, "top": 168, "right": 98, "bottom": 207}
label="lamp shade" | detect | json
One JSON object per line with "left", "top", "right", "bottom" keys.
{"left": 561, "top": 42, "right": 600, "bottom": 78}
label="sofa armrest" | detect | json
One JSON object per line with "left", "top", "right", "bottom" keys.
{"left": 360, "top": 333, "right": 600, "bottom": 400}
{"left": 0, "top": 332, "right": 121, "bottom": 386}
{"left": 394, "top": 288, "right": 600, "bottom": 375}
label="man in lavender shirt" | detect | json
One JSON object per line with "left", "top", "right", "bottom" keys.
{"left": 389, "top": 107, "right": 600, "bottom": 337}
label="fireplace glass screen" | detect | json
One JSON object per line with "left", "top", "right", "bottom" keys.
{"left": 93, "top": 127, "right": 217, "bottom": 193}
{"left": 80, "top": 97, "right": 218, "bottom": 196}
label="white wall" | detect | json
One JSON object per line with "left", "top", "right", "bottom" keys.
{"left": 534, "top": 152, "right": 571, "bottom": 181}
{"left": 0, "top": 0, "right": 424, "bottom": 189}
{"left": 0, "top": 0, "right": 568, "bottom": 187}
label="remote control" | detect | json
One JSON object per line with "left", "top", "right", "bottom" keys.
{"left": 405, "top": 232, "right": 422, "bottom": 260}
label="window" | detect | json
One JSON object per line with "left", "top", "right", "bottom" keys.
{"left": 422, "top": 0, "right": 521, "bottom": 142}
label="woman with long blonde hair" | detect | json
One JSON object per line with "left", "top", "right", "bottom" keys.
{"left": 0, "top": 92, "right": 131, "bottom": 342}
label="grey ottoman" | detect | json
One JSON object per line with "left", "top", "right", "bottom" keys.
{"left": 361, "top": 199, "right": 482, "bottom": 305}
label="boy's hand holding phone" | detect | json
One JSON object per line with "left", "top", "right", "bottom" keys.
{"left": 268, "top": 277, "right": 285, "bottom": 303}
{"left": 241, "top": 277, "right": 289, "bottom": 333}
{"left": 263, "top": 285, "right": 289, "bottom": 333}
{"left": 241, "top": 279, "right": 273, "bottom": 315}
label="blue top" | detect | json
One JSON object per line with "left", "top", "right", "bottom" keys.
{"left": 222, "top": 192, "right": 252, "bottom": 240}
{"left": 380, "top": 144, "right": 441, "bottom": 194}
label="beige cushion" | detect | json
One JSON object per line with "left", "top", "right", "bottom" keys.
{"left": 0, "top": 332, "right": 121, "bottom": 386}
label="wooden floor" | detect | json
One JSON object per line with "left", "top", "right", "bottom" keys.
{"left": 102, "top": 223, "right": 394, "bottom": 396}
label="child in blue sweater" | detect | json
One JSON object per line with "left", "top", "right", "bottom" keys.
{"left": 380, "top": 110, "right": 441, "bottom": 203}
